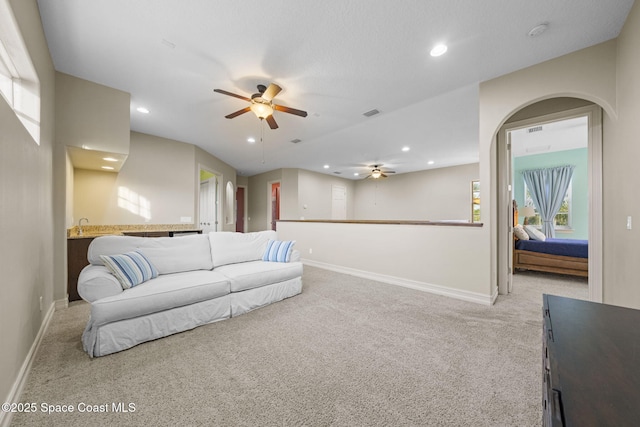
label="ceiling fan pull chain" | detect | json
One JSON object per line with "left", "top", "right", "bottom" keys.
{"left": 261, "top": 118, "right": 265, "bottom": 164}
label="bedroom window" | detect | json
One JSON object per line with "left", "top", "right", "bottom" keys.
{"left": 524, "top": 182, "right": 572, "bottom": 230}
{"left": 0, "top": 0, "right": 41, "bottom": 145}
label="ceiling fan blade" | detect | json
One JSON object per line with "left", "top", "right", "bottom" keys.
{"left": 214, "top": 89, "right": 251, "bottom": 102}
{"left": 225, "top": 107, "right": 251, "bottom": 119}
{"left": 274, "top": 104, "right": 308, "bottom": 117}
{"left": 266, "top": 115, "right": 279, "bottom": 129}
{"left": 381, "top": 173, "right": 388, "bottom": 178}
{"left": 386, "top": 171, "right": 396, "bottom": 174}
{"left": 261, "top": 84, "right": 282, "bottom": 102}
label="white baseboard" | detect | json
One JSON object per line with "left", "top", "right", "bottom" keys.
{"left": 55, "top": 296, "right": 69, "bottom": 310}
{"left": 0, "top": 302, "right": 56, "bottom": 427}
{"left": 302, "top": 259, "right": 495, "bottom": 306}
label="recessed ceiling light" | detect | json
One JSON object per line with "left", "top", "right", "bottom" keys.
{"left": 430, "top": 44, "right": 448, "bottom": 57}
{"left": 103, "top": 157, "right": 118, "bottom": 162}
{"left": 428, "top": 160, "right": 435, "bottom": 165}
{"left": 354, "top": 173, "right": 360, "bottom": 176}
{"left": 402, "top": 146, "right": 410, "bottom": 152}
{"left": 136, "top": 107, "right": 149, "bottom": 114}
{"left": 247, "top": 137, "right": 256, "bottom": 143}
{"left": 101, "top": 166, "right": 114, "bottom": 170}
{"left": 323, "top": 164, "right": 330, "bottom": 169}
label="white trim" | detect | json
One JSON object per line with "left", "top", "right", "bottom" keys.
{"left": 302, "top": 259, "right": 495, "bottom": 306}
{"left": 0, "top": 302, "right": 55, "bottom": 427}
{"left": 55, "top": 297, "right": 69, "bottom": 310}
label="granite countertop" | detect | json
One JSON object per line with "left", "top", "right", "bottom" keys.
{"left": 67, "top": 224, "right": 202, "bottom": 239}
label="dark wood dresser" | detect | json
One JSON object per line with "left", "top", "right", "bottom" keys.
{"left": 542, "top": 294, "right": 640, "bottom": 426}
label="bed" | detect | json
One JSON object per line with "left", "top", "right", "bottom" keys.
{"left": 513, "top": 238, "right": 588, "bottom": 277}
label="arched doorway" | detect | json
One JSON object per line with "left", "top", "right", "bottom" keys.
{"left": 496, "top": 99, "right": 603, "bottom": 302}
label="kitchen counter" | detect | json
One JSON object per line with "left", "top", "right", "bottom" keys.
{"left": 67, "top": 224, "right": 202, "bottom": 238}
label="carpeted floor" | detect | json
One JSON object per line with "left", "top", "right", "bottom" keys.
{"left": 10, "top": 266, "right": 587, "bottom": 427}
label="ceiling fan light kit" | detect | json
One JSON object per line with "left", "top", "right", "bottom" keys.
{"left": 214, "top": 83, "right": 308, "bottom": 130}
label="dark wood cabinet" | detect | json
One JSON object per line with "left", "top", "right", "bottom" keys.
{"left": 542, "top": 295, "right": 640, "bottom": 426}
{"left": 122, "top": 231, "right": 170, "bottom": 237}
{"left": 67, "top": 237, "right": 95, "bottom": 302}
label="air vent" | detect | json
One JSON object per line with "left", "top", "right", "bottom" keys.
{"left": 363, "top": 109, "right": 380, "bottom": 117}
{"left": 528, "top": 126, "right": 543, "bottom": 133}
{"left": 290, "top": 138, "right": 302, "bottom": 144}
{"left": 333, "top": 171, "right": 342, "bottom": 175}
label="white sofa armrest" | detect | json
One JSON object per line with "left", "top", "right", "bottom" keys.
{"left": 77, "top": 265, "right": 123, "bottom": 303}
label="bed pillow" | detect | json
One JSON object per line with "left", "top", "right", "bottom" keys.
{"left": 262, "top": 240, "right": 296, "bottom": 263}
{"left": 524, "top": 225, "right": 546, "bottom": 241}
{"left": 513, "top": 224, "right": 529, "bottom": 240}
{"left": 100, "top": 251, "right": 159, "bottom": 289}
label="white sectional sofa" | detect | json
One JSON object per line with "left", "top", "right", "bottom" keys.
{"left": 77, "top": 230, "right": 302, "bottom": 357}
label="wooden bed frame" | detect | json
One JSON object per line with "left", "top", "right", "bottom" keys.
{"left": 513, "top": 245, "right": 588, "bottom": 277}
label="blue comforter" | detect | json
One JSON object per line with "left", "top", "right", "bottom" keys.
{"left": 515, "top": 238, "right": 588, "bottom": 258}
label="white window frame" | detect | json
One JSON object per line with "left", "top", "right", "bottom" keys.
{"left": 0, "top": 0, "right": 40, "bottom": 145}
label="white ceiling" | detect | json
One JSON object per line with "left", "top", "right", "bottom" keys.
{"left": 37, "top": 0, "right": 634, "bottom": 179}
{"left": 511, "top": 116, "right": 588, "bottom": 158}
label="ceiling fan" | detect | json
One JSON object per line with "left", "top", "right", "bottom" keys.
{"left": 362, "top": 164, "right": 396, "bottom": 179}
{"left": 214, "top": 83, "right": 308, "bottom": 129}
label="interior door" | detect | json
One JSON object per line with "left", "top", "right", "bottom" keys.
{"left": 236, "top": 187, "right": 245, "bottom": 233}
{"left": 199, "top": 177, "right": 218, "bottom": 233}
{"left": 270, "top": 182, "right": 280, "bottom": 231}
{"left": 331, "top": 185, "right": 347, "bottom": 220}
{"left": 497, "top": 130, "right": 514, "bottom": 294}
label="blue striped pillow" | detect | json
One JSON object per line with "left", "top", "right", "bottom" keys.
{"left": 100, "top": 251, "right": 159, "bottom": 290}
{"left": 262, "top": 240, "right": 296, "bottom": 263}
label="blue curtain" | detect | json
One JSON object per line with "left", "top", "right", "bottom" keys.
{"left": 522, "top": 165, "right": 574, "bottom": 238}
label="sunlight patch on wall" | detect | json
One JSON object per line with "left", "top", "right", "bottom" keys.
{"left": 118, "top": 186, "right": 151, "bottom": 221}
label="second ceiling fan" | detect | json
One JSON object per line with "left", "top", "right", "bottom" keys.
{"left": 214, "top": 83, "right": 307, "bottom": 129}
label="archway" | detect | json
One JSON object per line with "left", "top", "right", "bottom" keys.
{"left": 494, "top": 98, "right": 603, "bottom": 302}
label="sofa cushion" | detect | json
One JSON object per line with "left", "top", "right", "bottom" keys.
{"left": 90, "top": 270, "right": 230, "bottom": 326}
{"left": 88, "top": 234, "right": 214, "bottom": 274}
{"left": 209, "top": 230, "right": 276, "bottom": 267}
{"left": 100, "top": 251, "right": 159, "bottom": 289}
{"left": 262, "top": 239, "right": 296, "bottom": 262}
{"left": 215, "top": 260, "right": 303, "bottom": 292}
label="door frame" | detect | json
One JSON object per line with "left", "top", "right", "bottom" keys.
{"left": 497, "top": 104, "right": 602, "bottom": 302}
{"left": 198, "top": 165, "right": 223, "bottom": 232}
{"left": 266, "top": 180, "right": 281, "bottom": 231}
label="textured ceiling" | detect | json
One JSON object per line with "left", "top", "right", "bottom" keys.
{"left": 37, "top": 0, "right": 634, "bottom": 178}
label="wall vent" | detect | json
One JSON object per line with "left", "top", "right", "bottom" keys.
{"left": 363, "top": 109, "right": 380, "bottom": 117}
{"left": 290, "top": 138, "right": 302, "bottom": 144}
{"left": 528, "top": 125, "right": 543, "bottom": 133}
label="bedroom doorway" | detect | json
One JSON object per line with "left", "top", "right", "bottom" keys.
{"left": 497, "top": 102, "right": 602, "bottom": 302}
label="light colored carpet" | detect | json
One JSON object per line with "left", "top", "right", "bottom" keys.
{"left": 10, "top": 266, "right": 587, "bottom": 427}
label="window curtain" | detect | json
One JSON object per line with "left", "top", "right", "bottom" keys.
{"left": 522, "top": 165, "right": 574, "bottom": 238}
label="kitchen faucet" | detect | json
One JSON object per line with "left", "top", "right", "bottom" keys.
{"left": 78, "top": 217, "right": 89, "bottom": 236}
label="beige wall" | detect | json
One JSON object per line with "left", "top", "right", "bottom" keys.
{"left": 0, "top": 0, "right": 56, "bottom": 415}
{"left": 604, "top": 1, "right": 640, "bottom": 306}
{"left": 297, "top": 169, "right": 355, "bottom": 220}
{"left": 56, "top": 72, "right": 130, "bottom": 154}
{"left": 74, "top": 132, "right": 196, "bottom": 225}
{"left": 479, "top": 36, "right": 637, "bottom": 305}
{"left": 354, "top": 163, "right": 479, "bottom": 221}
{"left": 277, "top": 221, "right": 491, "bottom": 303}
{"left": 247, "top": 169, "right": 283, "bottom": 232}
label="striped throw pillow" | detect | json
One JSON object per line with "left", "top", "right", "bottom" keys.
{"left": 262, "top": 240, "right": 296, "bottom": 263}
{"left": 100, "top": 251, "right": 159, "bottom": 290}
